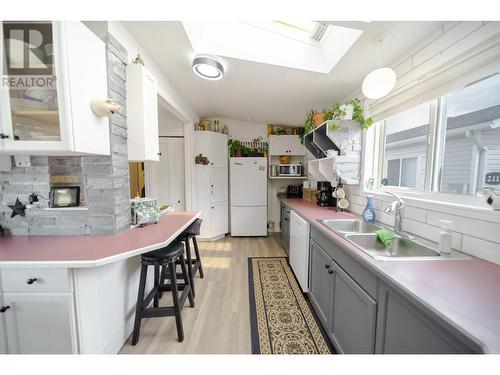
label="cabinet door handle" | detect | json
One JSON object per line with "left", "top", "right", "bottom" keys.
{"left": 328, "top": 269, "right": 334, "bottom": 275}
{"left": 324, "top": 264, "right": 330, "bottom": 269}
{"left": 27, "top": 278, "right": 38, "bottom": 285}
{"left": 157, "top": 152, "right": 162, "bottom": 156}
{"left": 0, "top": 306, "right": 10, "bottom": 313}
{"left": 0, "top": 133, "right": 9, "bottom": 139}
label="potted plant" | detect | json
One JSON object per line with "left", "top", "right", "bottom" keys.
{"left": 228, "top": 139, "right": 242, "bottom": 157}
{"left": 328, "top": 98, "right": 373, "bottom": 131}
{"left": 312, "top": 109, "right": 331, "bottom": 126}
{"left": 300, "top": 109, "right": 315, "bottom": 144}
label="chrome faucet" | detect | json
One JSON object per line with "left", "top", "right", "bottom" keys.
{"left": 384, "top": 191, "right": 405, "bottom": 233}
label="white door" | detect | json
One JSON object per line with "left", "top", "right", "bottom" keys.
{"left": 0, "top": 293, "right": 7, "bottom": 354}
{"left": 230, "top": 157, "right": 267, "bottom": 206}
{"left": 288, "top": 135, "right": 305, "bottom": 155}
{"left": 210, "top": 167, "right": 228, "bottom": 203}
{"left": 156, "top": 138, "right": 185, "bottom": 211}
{"left": 269, "top": 135, "right": 290, "bottom": 155}
{"left": 155, "top": 139, "right": 172, "bottom": 205}
{"left": 3, "top": 293, "right": 77, "bottom": 354}
{"left": 170, "top": 139, "right": 186, "bottom": 211}
{"left": 194, "top": 164, "right": 211, "bottom": 238}
{"left": 211, "top": 201, "right": 228, "bottom": 237}
{"left": 289, "top": 211, "right": 310, "bottom": 292}
{"left": 210, "top": 133, "right": 228, "bottom": 167}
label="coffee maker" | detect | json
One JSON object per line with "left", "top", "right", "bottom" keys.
{"left": 316, "top": 181, "right": 337, "bottom": 208}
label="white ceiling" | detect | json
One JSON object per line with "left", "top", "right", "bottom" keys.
{"left": 123, "top": 21, "right": 441, "bottom": 126}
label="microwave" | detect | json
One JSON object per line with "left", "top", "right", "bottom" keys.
{"left": 279, "top": 164, "right": 302, "bottom": 177}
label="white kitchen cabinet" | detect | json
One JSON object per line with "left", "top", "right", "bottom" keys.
{"left": 153, "top": 138, "right": 185, "bottom": 211}
{"left": 211, "top": 201, "right": 229, "bottom": 238}
{"left": 127, "top": 63, "right": 159, "bottom": 161}
{"left": 269, "top": 135, "right": 305, "bottom": 156}
{"left": 193, "top": 131, "right": 228, "bottom": 240}
{"left": 210, "top": 167, "right": 228, "bottom": 203}
{"left": 0, "top": 21, "right": 110, "bottom": 155}
{"left": 3, "top": 292, "right": 77, "bottom": 353}
{"left": 210, "top": 132, "right": 228, "bottom": 167}
{"left": 0, "top": 293, "right": 7, "bottom": 354}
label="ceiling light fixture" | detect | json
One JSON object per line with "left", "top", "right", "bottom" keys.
{"left": 362, "top": 32, "right": 396, "bottom": 100}
{"left": 192, "top": 55, "right": 224, "bottom": 80}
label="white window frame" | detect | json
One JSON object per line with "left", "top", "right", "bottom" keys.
{"left": 384, "top": 155, "right": 422, "bottom": 189}
{"left": 362, "top": 96, "right": 500, "bottom": 221}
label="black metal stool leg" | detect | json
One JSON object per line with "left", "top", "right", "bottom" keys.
{"left": 158, "top": 265, "right": 167, "bottom": 299}
{"left": 153, "top": 264, "right": 160, "bottom": 308}
{"left": 184, "top": 238, "right": 195, "bottom": 298}
{"left": 169, "top": 261, "right": 184, "bottom": 342}
{"left": 180, "top": 255, "right": 195, "bottom": 308}
{"left": 131, "top": 263, "right": 148, "bottom": 345}
{"left": 192, "top": 236, "right": 204, "bottom": 279}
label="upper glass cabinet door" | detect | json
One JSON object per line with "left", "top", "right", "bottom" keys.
{"left": 1, "top": 21, "right": 61, "bottom": 142}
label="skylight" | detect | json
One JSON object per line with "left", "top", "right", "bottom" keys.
{"left": 182, "top": 21, "right": 363, "bottom": 74}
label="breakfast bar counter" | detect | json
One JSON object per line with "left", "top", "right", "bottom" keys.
{"left": 0, "top": 211, "right": 200, "bottom": 268}
{"left": 0, "top": 211, "right": 200, "bottom": 354}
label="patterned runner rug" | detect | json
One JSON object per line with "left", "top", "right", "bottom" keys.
{"left": 248, "top": 257, "right": 332, "bottom": 354}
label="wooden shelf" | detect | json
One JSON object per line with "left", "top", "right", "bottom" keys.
{"left": 12, "top": 111, "right": 59, "bottom": 122}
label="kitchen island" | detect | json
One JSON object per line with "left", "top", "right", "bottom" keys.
{"left": 0, "top": 211, "right": 200, "bottom": 354}
{"left": 281, "top": 198, "right": 500, "bottom": 354}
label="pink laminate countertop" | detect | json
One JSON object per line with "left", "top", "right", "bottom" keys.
{"left": 281, "top": 198, "right": 500, "bottom": 353}
{"left": 0, "top": 211, "right": 200, "bottom": 268}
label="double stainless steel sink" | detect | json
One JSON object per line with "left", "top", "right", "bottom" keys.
{"left": 320, "top": 219, "right": 469, "bottom": 261}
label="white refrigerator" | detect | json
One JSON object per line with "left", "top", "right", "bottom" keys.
{"left": 230, "top": 157, "right": 268, "bottom": 236}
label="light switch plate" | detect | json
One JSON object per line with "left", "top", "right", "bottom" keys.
{"left": 0, "top": 155, "right": 12, "bottom": 171}
{"left": 14, "top": 155, "right": 31, "bottom": 168}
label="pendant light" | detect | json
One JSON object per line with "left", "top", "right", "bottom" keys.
{"left": 362, "top": 32, "right": 396, "bottom": 100}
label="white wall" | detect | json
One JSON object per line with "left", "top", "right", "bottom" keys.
{"left": 158, "top": 103, "right": 184, "bottom": 137}
{"left": 203, "top": 117, "right": 268, "bottom": 142}
{"left": 107, "top": 21, "right": 198, "bottom": 124}
{"left": 346, "top": 21, "right": 500, "bottom": 266}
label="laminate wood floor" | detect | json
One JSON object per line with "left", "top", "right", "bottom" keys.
{"left": 120, "top": 233, "right": 286, "bottom": 354}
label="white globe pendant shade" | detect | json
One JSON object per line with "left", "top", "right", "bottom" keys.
{"left": 362, "top": 67, "right": 396, "bottom": 100}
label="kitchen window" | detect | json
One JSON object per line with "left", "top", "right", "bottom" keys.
{"left": 379, "top": 101, "right": 433, "bottom": 192}
{"left": 372, "top": 72, "right": 500, "bottom": 201}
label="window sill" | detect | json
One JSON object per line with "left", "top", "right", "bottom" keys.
{"left": 363, "top": 188, "right": 500, "bottom": 223}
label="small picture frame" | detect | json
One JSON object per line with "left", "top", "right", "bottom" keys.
{"left": 50, "top": 186, "right": 80, "bottom": 208}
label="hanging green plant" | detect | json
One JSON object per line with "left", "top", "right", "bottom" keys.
{"left": 328, "top": 98, "right": 373, "bottom": 131}
{"left": 300, "top": 109, "right": 315, "bottom": 144}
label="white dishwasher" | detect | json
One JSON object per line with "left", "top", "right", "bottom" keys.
{"left": 289, "top": 210, "right": 310, "bottom": 292}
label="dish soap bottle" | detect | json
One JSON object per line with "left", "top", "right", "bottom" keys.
{"left": 439, "top": 219, "right": 453, "bottom": 254}
{"left": 362, "top": 195, "right": 376, "bottom": 223}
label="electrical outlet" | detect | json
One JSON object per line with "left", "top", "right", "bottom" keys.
{"left": 14, "top": 155, "right": 31, "bottom": 168}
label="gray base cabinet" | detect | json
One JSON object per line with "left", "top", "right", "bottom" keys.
{"left": 308, "top": 227, "right": 482, "bottom": 354}
{"left": 309, "top": 238, "right": 376, "bottom": 354}
{"left": 280, "top": 203, "right": 290, "bottom": 254}
{"left": 375, "top": 283, "right": 482, "bottom": 354}
{"left": 330, "top": 262, "right": 377, "bottom": 354}
{"left": 309, "top": 240, "right": 334, "bottom": 327}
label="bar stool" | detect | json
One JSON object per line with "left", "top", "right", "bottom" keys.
{"left": 176, "top": 218, "right": 204, "bottom": 298}
{"left": 131, "top": 241, "right": 194, "bottom": 344}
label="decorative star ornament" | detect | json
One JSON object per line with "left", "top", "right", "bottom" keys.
{"left": 8, "top": 198, "right": 27, "bottom": 218}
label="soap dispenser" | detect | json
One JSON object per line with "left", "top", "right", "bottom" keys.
{"left": 362, "top": 195, "right": 376, "bottom": 223}
{"left": 439, "top": 219, "right": 453, "bottom": 254}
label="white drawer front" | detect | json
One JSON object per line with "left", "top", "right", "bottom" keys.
{"left": 0, "top": 268, "right": 71, "bottom": 293}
